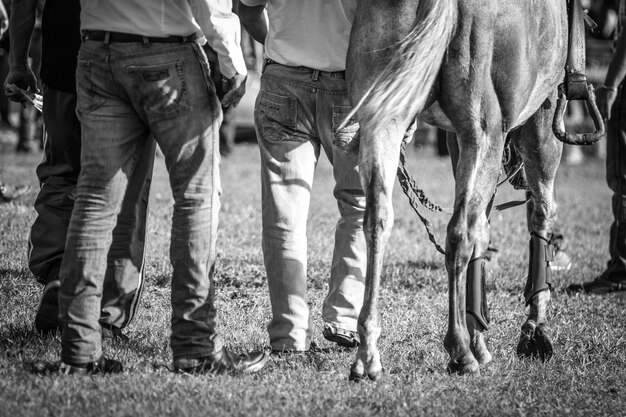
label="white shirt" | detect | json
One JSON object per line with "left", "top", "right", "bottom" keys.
{"left": 240, "top": 0, "right": 356, "bottom": 72}
{"left": 80, "top": 0, "right": 246, "bottom": 79}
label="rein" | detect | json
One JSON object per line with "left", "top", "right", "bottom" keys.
{"left": 397, "top": 139, "right": 528, "bottom": 255}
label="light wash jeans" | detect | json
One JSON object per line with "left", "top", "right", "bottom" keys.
{"left": 255, "top": 62, "right": 366, "bottom": 351}
{"left": 59, "top": 38, "right": 223, "bottom": 365}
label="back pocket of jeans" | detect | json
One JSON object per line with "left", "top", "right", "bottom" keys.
{"left": 258, "top": 90, "right": 298, "bottom": 141}
{"left": 127, "top": 60, "right": 190, "bottom": 118}
{"left": 332, "top": 105, "right": 360, "bottom": 155}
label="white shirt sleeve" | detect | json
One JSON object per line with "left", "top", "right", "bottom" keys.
{"left": 188, "top": 0, "right": 247, "bottom": 79}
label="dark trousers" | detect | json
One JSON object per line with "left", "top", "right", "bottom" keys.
{"left": 604, "top": 86, "right": 626, "bottom": 281}
{"left": 29, "top": 85, "right": 155, "bottom": 329}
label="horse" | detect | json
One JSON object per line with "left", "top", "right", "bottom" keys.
{"left": 344, "top": 0, "right": 593, "bottom": 379}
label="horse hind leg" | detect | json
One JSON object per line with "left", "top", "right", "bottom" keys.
{"left": 446, "top": 133, "right": 493, "bottom": 366}
{"left": 444, "top": 124, "right": 504, "bottom": 375}
{"left": 349, "top": 123, "right": 407, "bottom": 382}
{"left": 510, "top": 100, "right": 562, "bottom": 362}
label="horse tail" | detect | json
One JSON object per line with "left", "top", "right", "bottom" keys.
{"left": 341, "top": 0, "right": 458, "bottom": 129}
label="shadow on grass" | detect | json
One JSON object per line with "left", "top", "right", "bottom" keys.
{"left": 0, "top": 267, "right": 33, "bottom": 280}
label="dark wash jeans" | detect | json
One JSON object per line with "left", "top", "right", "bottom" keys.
{"left": 59, "top": 39, "right": 223, "bottom": 365}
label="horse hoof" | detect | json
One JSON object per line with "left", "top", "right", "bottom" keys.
{"left": 517, "top": 321, "right": 553, "bottom": 361}
{"left": 349, "top": 369, "right": 367, "bottom": 382}
{"left": 446, "top": 356, "right": 480, "bottom": 375}
{"left": 348, "top": 363, "right": 382, "bottom": 382}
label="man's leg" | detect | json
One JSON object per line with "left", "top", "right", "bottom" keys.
{"left": 318, "top": 87, "right": 366, "bottom": 347}
{"left": 256, "top": 65, "right": 317, "bottom": 352}
{"left": 59, "top": 41, "right": 147, "bottom": 365}
{"left": 134, "top": 43, "right": 267, "bottom": 373}
{"left": 30, "top": 86, "right": 81, "bottom": 333}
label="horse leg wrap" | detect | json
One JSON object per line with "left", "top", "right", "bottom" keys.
{"left": 524, "top": 233, "right": 554, "bottom": 305}
{"left": 466, "top": 256, "right": 490, "bottom": 331}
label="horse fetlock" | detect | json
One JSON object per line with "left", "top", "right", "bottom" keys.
{"left": 446, "top": 352, "right": 480, "bottom": 376}
{"left": 444, "top": 330, "right": 472, "bottom": 360}
{"left": 358, "top": 319, "right": 381, "bottom": 345}
{"left": 516, "top": 320, "right": 553, "bottom": 361}
{"left": 524, "top": 233, "right": 553, "bottom": 305}
{"left": 528, "top": 290, "right": 551, "bottom": 323}
{"left": 467, "top": 315, "right": 492, "bottom": 365}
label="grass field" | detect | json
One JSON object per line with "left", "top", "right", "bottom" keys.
{"left": 1, "top": 138, "right": 625, "bottom": 416}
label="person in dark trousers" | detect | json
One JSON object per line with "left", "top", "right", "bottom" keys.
{"left": 568, "top": 0, "right": 626, "bottom": 294}
{"left": 4, "top": 0, "right": 154, "bottom": 338}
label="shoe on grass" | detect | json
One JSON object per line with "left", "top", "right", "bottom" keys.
{"left": 59, "top": 355, "right": 123, "bottom": 375}
{"left": 175, "top": 347, "right": 270, "bottom": 375}
{"left": 566, "top": 276, "right": 626, "bottom": 295}
{"left": 322, "top": 323, "right": 359, "bottom": 348}
{"left": 34, "top": 280, "right": 60, "bottom": 335}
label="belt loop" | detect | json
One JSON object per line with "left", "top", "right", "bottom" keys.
{"left": 142, "top": 37, "right": 149, "bottom": 48}
{"left": 103, "top": 31, "right": 111, "bottom": 46}
{"left": 312, "top": 69, "right": 319, "bottom": 81}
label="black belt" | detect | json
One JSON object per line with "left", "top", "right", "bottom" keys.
{"left": 81, "top": 31, "right": 196, "bottom": 44}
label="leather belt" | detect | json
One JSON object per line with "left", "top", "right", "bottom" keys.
{"left": 81, "top": 31, "right": 196, "bottom": 44}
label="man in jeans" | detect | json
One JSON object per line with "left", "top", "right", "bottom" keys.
{"left": 58, "top": 0, "right": 269, "bottom": 375}
{"left": 239, "top": 0, "right": 365, "bottom": 353}
{"left": 4, "top": 0, "right": 154, "bottom": 339}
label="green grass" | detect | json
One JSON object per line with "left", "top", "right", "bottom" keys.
{"left": 1, "top": 139, "right": 625, "bottom": 416}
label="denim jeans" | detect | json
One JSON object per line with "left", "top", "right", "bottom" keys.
{"left": 59, "top": 39, "right": 222, "bottom": 365}
{"left": 255, "top": 62, "right": 366, "bottom": 351}
{"left": 30, "top": 86, "right": 153, "bottom": 330}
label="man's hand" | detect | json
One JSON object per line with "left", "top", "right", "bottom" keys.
{"left": 4, "top": 67, "right": 38, "bottom": 104}
{"left": 221, "top": 73, "right": 247, "bottom": 108}
{"left": 596, "top": 85, "right": 618, "bottom": 120}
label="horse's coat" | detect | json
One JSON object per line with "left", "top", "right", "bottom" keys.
{"left": 346, "top": 0, "right": 567, "bottom": 378}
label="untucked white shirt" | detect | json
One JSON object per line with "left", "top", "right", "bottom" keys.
{"left": 80, "top": 0, "right": 246, "bottom": 79}
{"left": 240, "top": 0, "right": 356, "bottom": 72}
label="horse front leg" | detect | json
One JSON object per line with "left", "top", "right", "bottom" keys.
{"left": 511, "top": 102, "right": 562, "bottom": 361}
{"left": 349, "top": 124, "right": 404, "bottom": 382}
